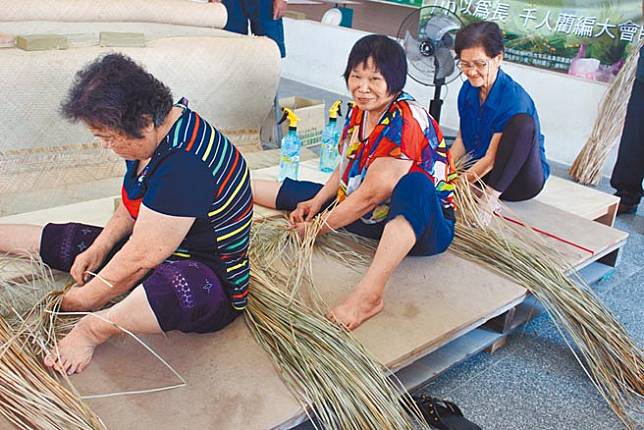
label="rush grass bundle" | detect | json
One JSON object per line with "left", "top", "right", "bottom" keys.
{"left": 0, "top": 253, "right": 59, "bottom": 319}
{"left": 451, "top": 181, "right": 643, "bottom": 428}
{"left": 246, "top": 214, "right": 428, "bottom": 429}
{"left": 0, "top": 316, "right": 107, "bottom": 430}
{"left": 569, "top": 40, "right": 643, "bottom": 185}
{"left": 0, "top": 257, "right": 106, "bottom": 430}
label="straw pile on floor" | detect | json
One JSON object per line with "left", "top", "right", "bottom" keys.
{"left": 246, "top": 215, "right": 429, "bottom": 429}
{"left": 0, "top": 221, "right": 429, "bottom": 430}
{"left": 569, "top": 40, "right": 643, "bottom": 185}
{"left": 0, "top": 257, "right": 105, "bottom": 430}
{"left": 450, "top": 181, "right": 643, "bottom": 429}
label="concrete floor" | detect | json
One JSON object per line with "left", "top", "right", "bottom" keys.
{"left": 279, "top": 78, "right": 643, "bottom": 430}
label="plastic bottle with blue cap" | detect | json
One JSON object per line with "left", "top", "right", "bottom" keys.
{"left": 278, "top": 108, "right": 302, "bottom": 182}
{"left": 319, "top": 100, "right": 342, "bottom": 173}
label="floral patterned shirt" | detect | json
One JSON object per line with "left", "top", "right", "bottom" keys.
{"left": 337, "top": 92, "right": 456, "bottom": 224}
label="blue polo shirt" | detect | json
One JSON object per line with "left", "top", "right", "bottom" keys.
{"left": 457, "top": 68, "right": 549, "bottom": 180}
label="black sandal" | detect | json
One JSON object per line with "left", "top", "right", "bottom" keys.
{"left": 413, "top": 394, "right": 482, "bottom": 430}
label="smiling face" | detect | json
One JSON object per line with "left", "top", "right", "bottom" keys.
{"left": 347, "top": 57, "right": 397, "bottom": 115}
{"left": 458, "top": 46, "right": 503, "bottom": 89}
{"left": 88, "top": 122, "right": 158, "bottom": 161}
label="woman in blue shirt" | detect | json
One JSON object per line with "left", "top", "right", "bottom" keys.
{"left": 449, "top": 21, "right": 549, "bottom": 216}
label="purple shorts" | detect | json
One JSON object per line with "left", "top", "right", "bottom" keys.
{"left": 40, "top": 223, "right": 240, "bottom": 333}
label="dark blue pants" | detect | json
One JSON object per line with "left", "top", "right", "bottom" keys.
{"left": 276, "top": 172, "right": 455, "bottom": 256}
{"left": 485, "top": 114, "right": 545, "bottom": 202}
{"left": 223, "top": 0, "right": 286, "bottom": 57}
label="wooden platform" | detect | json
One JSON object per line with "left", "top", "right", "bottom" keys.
{"left": 0, "top": 157, "right": 628, "bottom": 430}
{"left": 535, "top": 175, "right": 620, "bottom": 227}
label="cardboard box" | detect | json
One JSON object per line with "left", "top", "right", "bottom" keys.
{"left": 261, "top": 96, "right": 325, "bottom": 148}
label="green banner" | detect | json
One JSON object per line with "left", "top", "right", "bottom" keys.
{"left": 421, "top": 0, "right": 642, "bottom": 82}
{"left": 383, "top": 0, "right": 424, "bottom": 7}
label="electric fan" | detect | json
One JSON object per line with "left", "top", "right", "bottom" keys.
{"left": 397, "top": 6, "right": 463, "bottom": 123}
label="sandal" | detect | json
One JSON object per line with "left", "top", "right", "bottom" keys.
{"left": 413, "top": 394, "right": 482, "bottom": 430}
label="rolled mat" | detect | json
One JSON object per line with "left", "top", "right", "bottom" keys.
{"left": 0, "top": 34, "right": 281, "bottom": 212}
{"left": 0, "top": 0, "right": 228, "bottom": 29}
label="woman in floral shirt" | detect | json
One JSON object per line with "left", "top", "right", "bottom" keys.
{"left": 253, "top": 35, "right": 456, "bottom": 330}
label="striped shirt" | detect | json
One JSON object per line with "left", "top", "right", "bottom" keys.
{"left": 121, "top": 99, "right": 253, "bottom": 310}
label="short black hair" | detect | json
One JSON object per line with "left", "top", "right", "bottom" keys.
{"left": 61, "top": 53, "right": 173, "bottom": 138}
{"left": 343, "top": 34, "right": 407, "bottom": 95}
{"left": 455, "top": 21, "right": 505, "bottom": 58}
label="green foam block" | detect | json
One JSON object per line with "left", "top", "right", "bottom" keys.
{"left": 16, "top": 34, "right": 68, "bottom": 51}
{"left": 99, "top": 32, "right": 146, "bottom": 48}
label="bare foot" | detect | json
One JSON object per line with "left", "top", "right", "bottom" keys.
{"left": 44, "top": 316, "right": 107, "bottom": 375}
{"left": 478, "top": 194, "right": 502, "bottom": 226}
{"left": 326, "top": 289, "right": 384, "bottom": 331}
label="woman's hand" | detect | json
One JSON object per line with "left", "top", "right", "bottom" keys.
{"left": 61, "top": 284, "right": 105, "bottom": 311}
{"left": 70, "top": 245, "right": 109, "bottom": 286}
{"left": 289, "top": 221, "right": 311, "bottom": 241}
{"left": 273, "top": 0, "right": 287, "bottom": 19}
{"left": 289, "top": 198, "right": 323, "bottom": 224}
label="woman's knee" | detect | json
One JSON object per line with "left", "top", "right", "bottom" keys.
{"left": 393, "top": 172, "right": 436, "bottom": 198}
{"left": 0, "top": 224, "right": 44, "bottom": 255}
{"left": 504, "top": 113, "right": 535, "bottom": 137}
{"left": 389, "top": 172, "right": 440, "bottom": 240}
{"left": 143, "top": 260, "right": 236, "bottom": 333}
{"left": 251, "top": 179, "right": 282, "bottom": 209}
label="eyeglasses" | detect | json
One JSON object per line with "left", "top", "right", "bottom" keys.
{"left": 456, "top": 59, "right": 490, "bottom": 71}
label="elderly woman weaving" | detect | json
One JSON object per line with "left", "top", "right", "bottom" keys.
{"left": 253, "top": 35, "right": 456, "bottom": 330}
{"left": 450, "top": 21, "right": 550, "bottom": 216}
{"left": 0, "top": 53, "right": 253, "bottom": 374}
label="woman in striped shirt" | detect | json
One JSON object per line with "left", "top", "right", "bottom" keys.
{"left": 0, "top": 53, "right": 253, "bottom": 375}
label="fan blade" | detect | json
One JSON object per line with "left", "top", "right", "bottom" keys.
{"left": 433, "top": 46, "right": 455, "bottom": 80}
{"left": 423, "top": 14, "right": 461, "bottom": 41}
{"left": 409, "top": 56, "right": 436, "bottom": 77}
{"left": 403, "top": 30, "right": 425, "bottom": 63}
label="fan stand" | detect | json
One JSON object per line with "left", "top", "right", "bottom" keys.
{"left": 430, "top": 76, "right": 457, "bottom": 143}
{"left": 429, "top": 77, "right": 445, "bottom": 123}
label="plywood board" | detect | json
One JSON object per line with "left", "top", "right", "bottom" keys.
{"left": 0, "top": 197, "right": 116, "bottom": 226}
{"left": 53, "top": 250, "right": 524, "bottom": 430}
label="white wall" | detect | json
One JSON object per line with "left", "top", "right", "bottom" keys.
{"left": 282, "top": 18, "right": 619, "bottom": 174}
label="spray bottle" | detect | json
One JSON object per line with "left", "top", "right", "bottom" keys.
{"left": 278, "top": 108, "right": 302, "bottom": 182}
{"left": 319, "top": 100, "right": 342, "bottom": 173}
